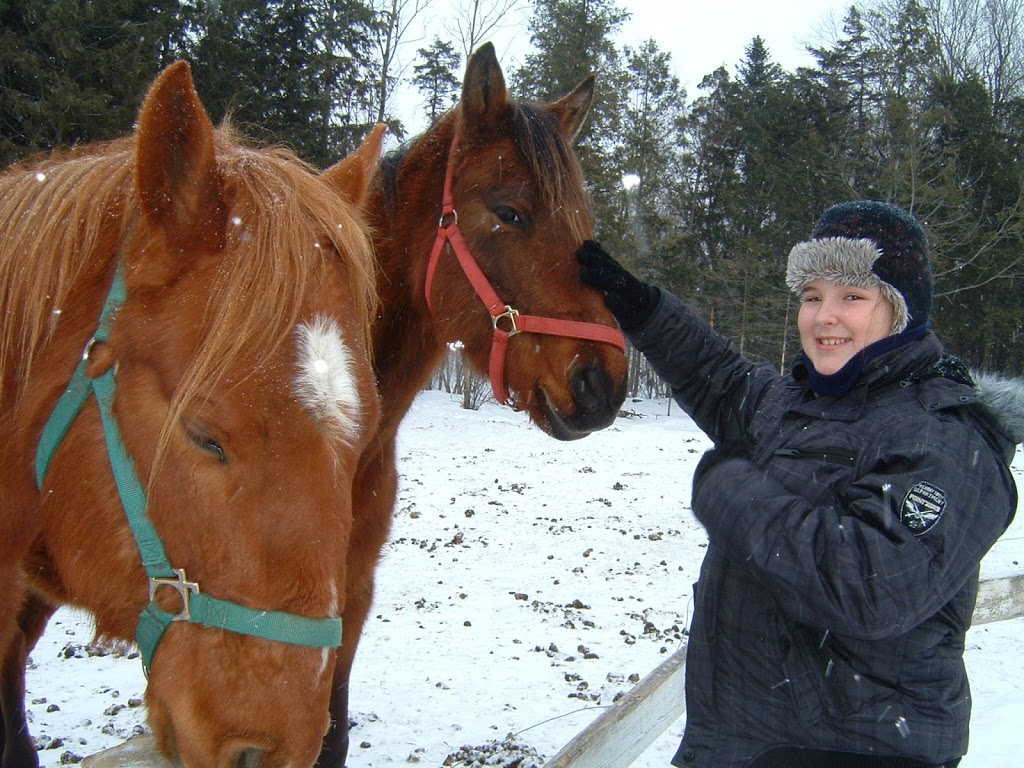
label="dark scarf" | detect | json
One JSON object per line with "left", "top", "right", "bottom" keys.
{"left": 794, "top": 323, "right": 931, "bottom": 398}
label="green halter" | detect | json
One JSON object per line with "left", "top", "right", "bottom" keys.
{"left": 35, "top": 262, "right": 342, "bottom": 675}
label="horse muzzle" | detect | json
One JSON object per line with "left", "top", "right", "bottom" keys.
{"left": 540, "top": 360, "right": 625, "bottom": 440}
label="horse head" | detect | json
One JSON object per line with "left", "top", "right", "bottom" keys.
{"left": 416, "top": 43, "right": 628, "bottom": 439}
{"left": 3, "top": 62, "right": 382, "bottom": 768}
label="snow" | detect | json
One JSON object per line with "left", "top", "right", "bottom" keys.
{"left": 24, "top": 391, "right": 1024, "bottom": 767}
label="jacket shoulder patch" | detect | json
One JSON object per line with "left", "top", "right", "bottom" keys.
{"left": 900, "top": 481, "right": 946, "bottom": 535}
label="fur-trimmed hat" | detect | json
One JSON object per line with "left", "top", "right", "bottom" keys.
{"left": 786, "top": 200, "right": 934, "bottom": 333}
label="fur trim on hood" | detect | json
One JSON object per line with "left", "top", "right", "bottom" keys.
{"left": 786, "top": 237, "right": 910, "bottom": 334}
{"left": 972, "top": 370, "right": 1024, "bottom": 445}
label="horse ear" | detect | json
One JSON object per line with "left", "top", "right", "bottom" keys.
{"left": 323, "top": 123, "right": 386, "bottom": 209}
{"left": 460, "top": 42, "right": 508, "bottom": 131}
{"left": 550, "top": 75, "right": 595, "bottom": 140}
{"left": 135, "top": 61, "right": 226, "bottom": 259}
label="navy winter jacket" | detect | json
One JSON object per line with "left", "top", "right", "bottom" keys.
{"left": 627, "top": 290, "right": 1020, "bottom": 768}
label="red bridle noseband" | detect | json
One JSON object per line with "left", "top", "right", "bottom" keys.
{"left": 424, "top": 133, "right": 626, "bottom": 406}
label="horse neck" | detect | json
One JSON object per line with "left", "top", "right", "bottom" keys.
{"left": 368, "top": 120, "right": 456, "bottom": 438}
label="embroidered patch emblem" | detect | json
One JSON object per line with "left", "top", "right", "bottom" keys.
{"left": 900, "top": 482, "right": 947, "bottom": 535}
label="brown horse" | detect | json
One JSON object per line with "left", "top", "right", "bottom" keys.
{"left": 318, "top": 42, "right": 629, "bottom": 767}
{"left": 0, "top": 63, "right": 384, "bottom": 768}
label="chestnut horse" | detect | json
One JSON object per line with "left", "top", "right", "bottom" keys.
{"left": 318, "top": 43, "right": 629, "bottom": 767}
{"left": 0, "top": 63, "right": 385, "bottom": 768}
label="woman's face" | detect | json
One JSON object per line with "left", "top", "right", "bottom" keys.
{"left": 798, "top": 279, "right": 895, "bottom": 375}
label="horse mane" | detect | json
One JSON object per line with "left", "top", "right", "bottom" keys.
{"left": 0, "top": 126, "right": 377, "bottom": 473}
{"left": 0, "top": 139, "right": 136, "bottom": 395}
{"left": 506, "top": 101, "right": 594, "bottom": 243}
{"left": 380, "top": 102, "right": 593, "bottom": 243}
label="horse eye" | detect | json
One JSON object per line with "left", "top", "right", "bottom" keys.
{"left": 187, "top": 427, "right": 228, "bottom": 464}
{"left": 495, "top": 206, "right": 522, "bottom": 225}
{"left": 200, "top": 437, "right": 228, "bottom": 464}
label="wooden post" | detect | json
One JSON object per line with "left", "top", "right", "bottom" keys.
{"left": 82, "top": 735, "right": 170, "bottom": 768}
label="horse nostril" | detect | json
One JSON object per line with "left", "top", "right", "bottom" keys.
{"left": 235, "top": 747, "right": 264, "bottom": 768}
{"left": 571, "top": 362, "right": 615, "bottom": 417}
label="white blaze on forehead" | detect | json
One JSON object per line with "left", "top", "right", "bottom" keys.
{"left": 294, "top": 315, "right": 361, "bottom": 444}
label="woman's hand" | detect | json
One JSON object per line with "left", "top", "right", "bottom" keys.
{"left": 577, "top": 240, "right": 660, "bottom": 331}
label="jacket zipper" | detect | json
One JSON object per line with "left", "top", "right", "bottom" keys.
{"left": 773, "top": 447, "right": 857, "bottom": 465}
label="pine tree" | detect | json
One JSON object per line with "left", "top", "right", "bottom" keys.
{"left": 678, "top": 66, "right": 741, "bottom": 277}
{"left": 921, "top": 73, "right": 1024, "bottom": 369}
{"left": 513, "top": 0, "right": 630, "bottom": 245}
{"left": 412, "top": 38, "right": 461, "bottom": 124}
{"left": 807, "top": 6, "right": 880, "bottom": 193}
{"left": 884, "top": 0, "right": 934, "bottom": 97}
{"left": 612, "top": 40, "right": 689, "bottom": 292}
{"left": 683, "top": 38, "right": 844, "bottom": 365}
{"left": 0, "top": 0, "right": 186, "bottom": 165}
{"left": 185, "top": 0, "right": 376, "bottom": 166}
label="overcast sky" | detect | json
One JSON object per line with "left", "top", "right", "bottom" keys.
{"left": 395, "top": 0, "right": 856, "bottom": 134}
{"left": 618, "top": 0, "right": 855, "bottom": 93}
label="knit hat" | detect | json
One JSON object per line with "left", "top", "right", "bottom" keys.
{"left": 786, "top": 200, "right": 934, "bottom": 333}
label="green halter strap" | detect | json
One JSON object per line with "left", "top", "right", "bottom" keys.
{"left": 35, "top": 262, "right": 342, "bottom": 675}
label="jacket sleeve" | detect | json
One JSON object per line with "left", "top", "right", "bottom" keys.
{"left": 693, "top": 412, "right": 1016, "bottom": 640}
{"left": 627, "top": 289, "right": 780, "bottom": 448}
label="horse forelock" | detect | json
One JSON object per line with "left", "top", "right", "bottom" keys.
{"left": 382, "top": 106, "right": 592, "bottom": 245}
{"left": 204, "top": 137, "right": 377, "bottom": 362}
{"left": 508, "top": 102, "right": 594, "bottom": 243}
{"left": 148, "top": 135, "right": 377, "bottom": 476}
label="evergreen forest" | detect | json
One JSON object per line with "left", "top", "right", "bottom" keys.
{"left": 3, "top": 0, "right": 1023, "bottom": 388}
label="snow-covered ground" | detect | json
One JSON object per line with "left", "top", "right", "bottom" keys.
{"left": 23, "top": 391, "right": 1024, "bottom": 767}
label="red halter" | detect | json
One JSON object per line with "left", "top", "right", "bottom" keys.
{"left": 424, "top": 133, "right": 626, "bottom": 406}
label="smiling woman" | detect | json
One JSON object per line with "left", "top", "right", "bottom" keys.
{"left": 784, "top": 200, "right": 936, "bottom": 395}
{"left": 578, "top": 199, "right": 1022, "bottom": 768}
{"left": 795, "top": 280, "right": 894, "bottom": 375}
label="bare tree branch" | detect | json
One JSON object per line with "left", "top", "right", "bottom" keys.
{"left": 370, "top": 0, "right": 431, "bottom": 123}
{"left": 447, "top": 0, "right": 529, "bottom": 60}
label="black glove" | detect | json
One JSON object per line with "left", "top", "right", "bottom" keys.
{"left": 692, "top": 447, "right": 729, "bottom": 491}
{"left": 691, "top": 451, "right": 786, "bottom": 542}
{"left": 691, "top": 444, "right": 750, "bottom": 498}
{"left": 577, "top": 240, "right": 660, "bottom": 332}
